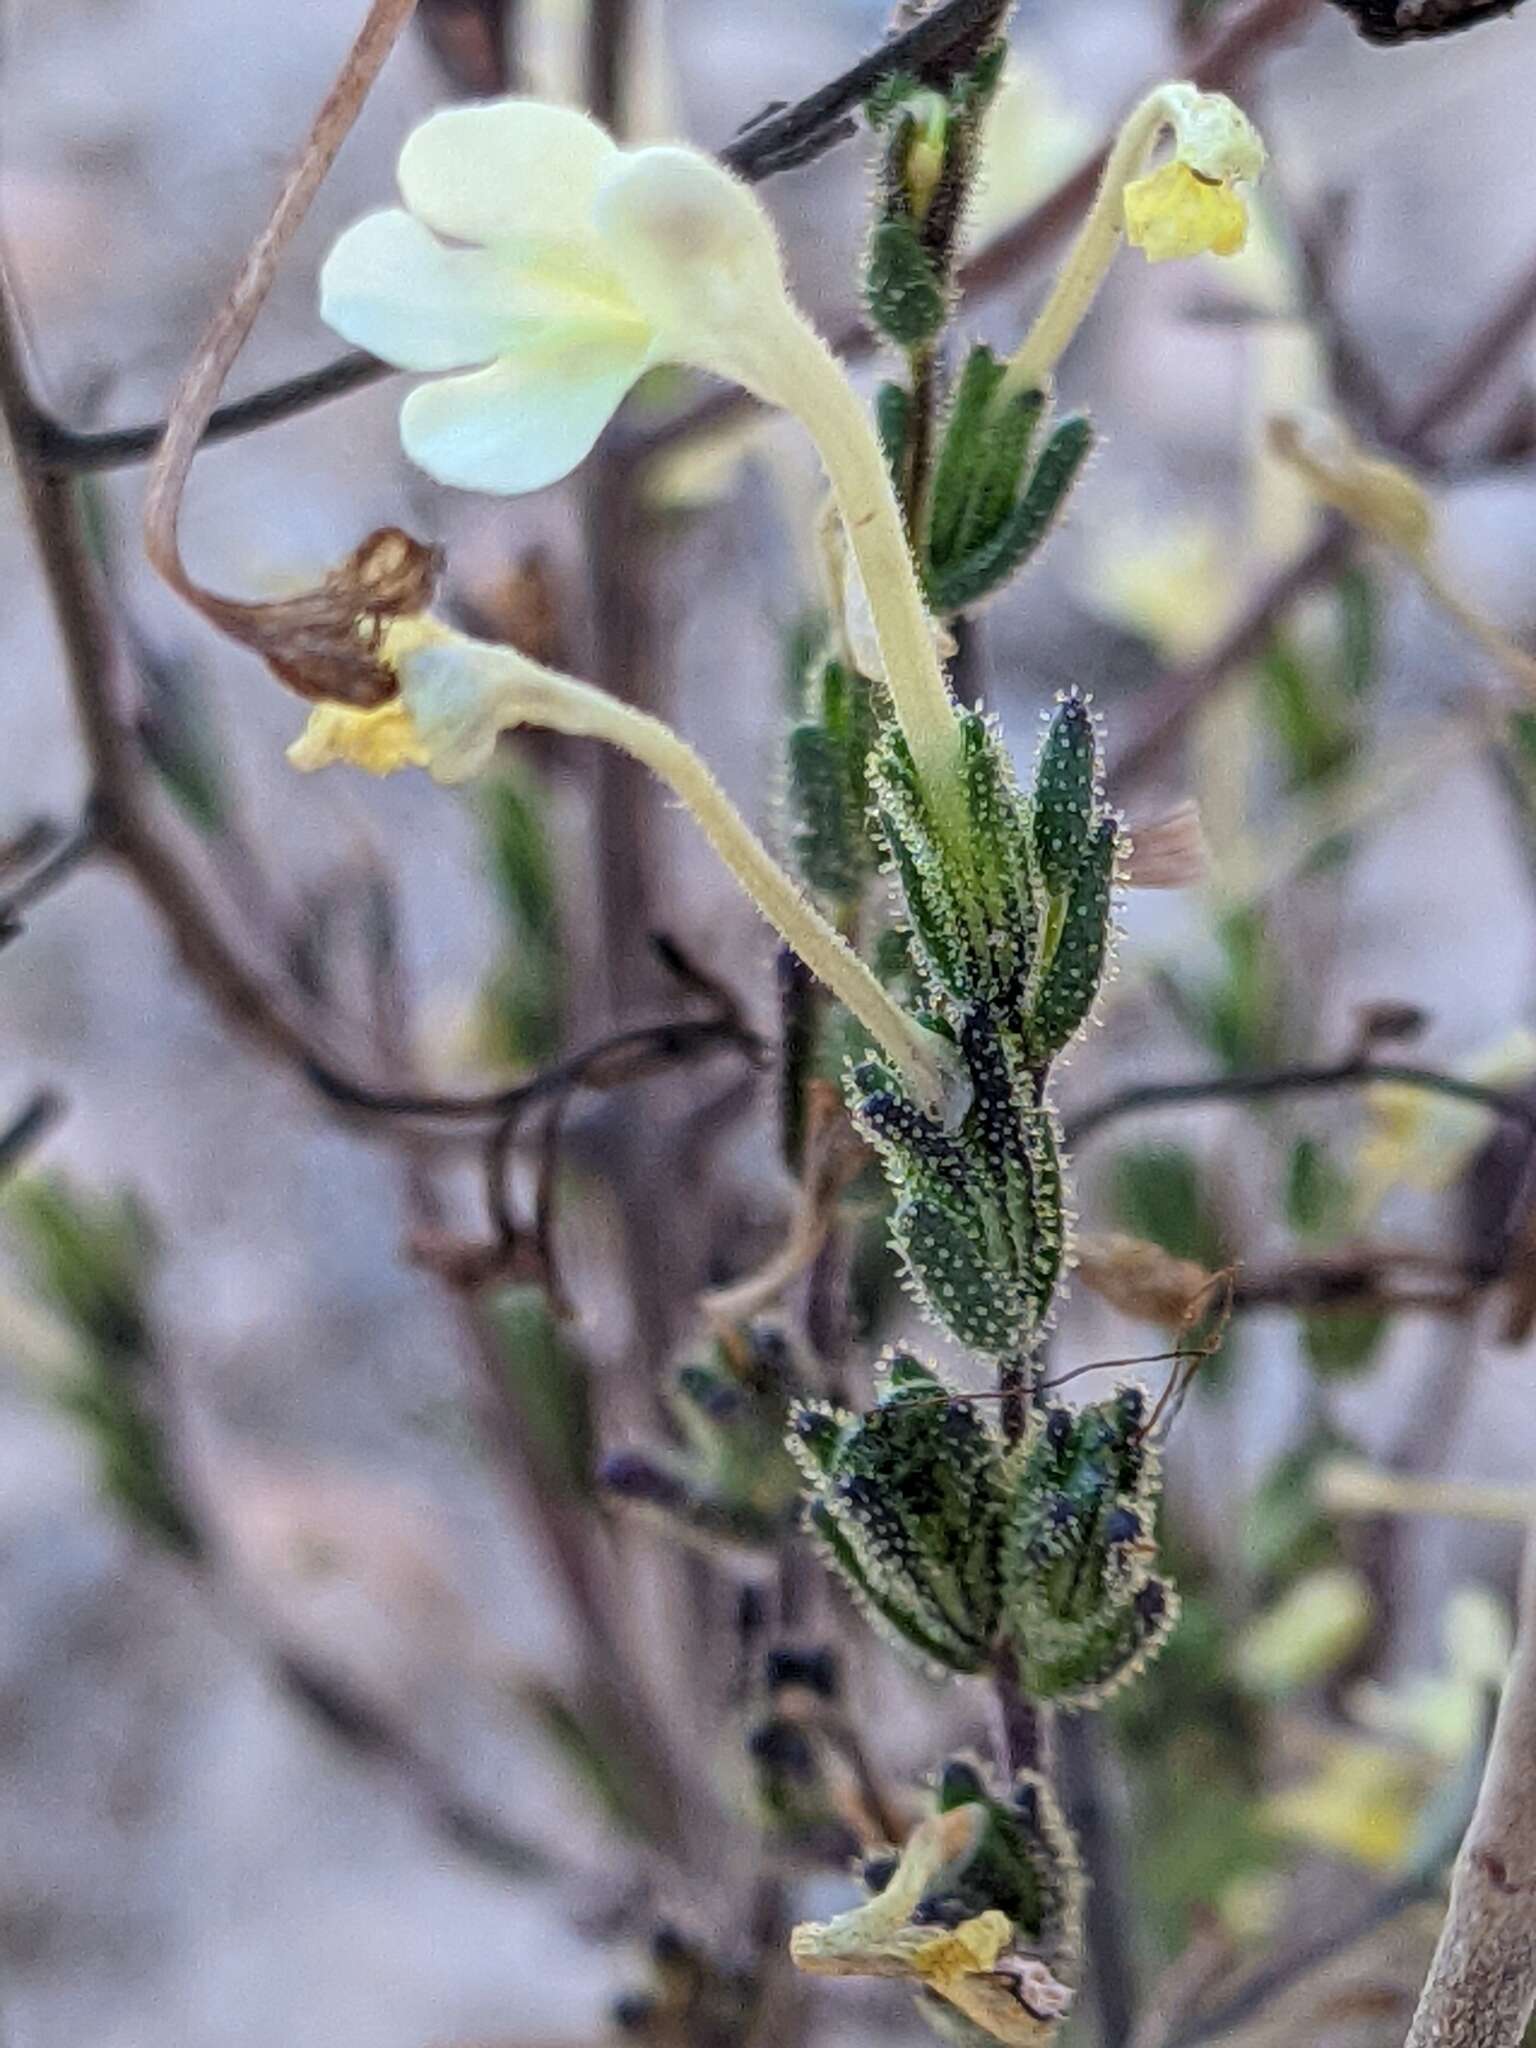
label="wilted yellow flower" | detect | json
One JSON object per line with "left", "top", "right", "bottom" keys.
{"left": 285, "top": 696, "right": 429, "bottom": 776}
{"left": 287, "top": 613, "right": 964, "bottom": 1121}
{"left": 1123, "top": 160, "right": 1246, "bottom": 263}
{"left": 791, "top": 1806, "right": 1072, "bottom": 2047}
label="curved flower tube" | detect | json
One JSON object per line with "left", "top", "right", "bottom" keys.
{"left": 1269, "top": 411, "right": 1536, "bottom": 694}
{"left": 1001, "top": 81, "right": 1265, "bottom": 399}
{"left": 320, "top": 99, "right": 968, "bottom": 837}
{"left": 289, "top": 616, "right": 967, "bottom": 1122}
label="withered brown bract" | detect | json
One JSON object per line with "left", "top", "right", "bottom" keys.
{"left": 1329, "top": 0, "right": 1529, "bottom": 40}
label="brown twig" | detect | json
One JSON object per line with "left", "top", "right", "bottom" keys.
{"left": 1065, "top": 1054, "right": 1536, "bottom": 1149}
{"left": 0, "top": 808, "right": 99, "bottom": 943}
{"left": 1405, "top": 1525, "right": 1536, "bottom": 2048}
{"left": 0, "top": 1088, "right": 66, "bottom": 1178}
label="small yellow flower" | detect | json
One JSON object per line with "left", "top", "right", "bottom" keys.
{"left": 285, "top": 697, "right": 428, "bottom": 775}
{"left": 1000, "top": 81, "right": 1264, "bottom": 395}
{"left": 1123, "top": 160, "right": 1247, "bottom": 263}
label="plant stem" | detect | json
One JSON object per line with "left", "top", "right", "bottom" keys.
{"left": 1405, "top": 1526, "right": 1536, "bottom": 2048}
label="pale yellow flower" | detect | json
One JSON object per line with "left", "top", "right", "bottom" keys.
{"left": 1266, "top": 1738, "right": 1427, "bottom": 1873}
{"left": 1355, "top": 1027, "right": 1536, "bottom": 1214}
{"left": 1002, "top": 82, "right": 1264, "bottom": 396}
{"left": 321, "top": 97, "right": 967, "bottom": 828}
{"left": 1123, "top": 160, "right": 1246, "bottom": 263}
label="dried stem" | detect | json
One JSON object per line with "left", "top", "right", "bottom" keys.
{"left": 1066, "top": 1055, "right": 1536, "bottom": 1150}
{"left": 1405, "top": 1526, "right": 1536, "bottom": 2048}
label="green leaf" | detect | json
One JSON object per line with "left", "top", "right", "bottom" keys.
{"left": 1258, "top": 634, "right": 1354, "bottom": 790}
{"left": 875, "top": 380, "right": 912, "bottom": 487}
{"left": 1243, "top": 1426, "right": 1356, "bottom": 1583}
{"left": 864, "top": 218, "right": 946, "bottom": 347}
{"left": 925, "top": 345, "right": 1007, "bottom": 571}
{"left": 1302, "top": 1308, "right": 1389, "bottom": 1380}
{"left": 483, "top": 1286, "right": 594, "bottom": 1496}
{"left": 1111, "top": 1145, "right": 1228, "bottom": 1273}
{"left": 1335, "top": 565, "right": 1379, "bottom": 701}
{"left": 1285, "top": 1136, "right": 1352, "bottom": 1239}
{"left": 927, "top": 413, "right": 1092, "bottom": 614}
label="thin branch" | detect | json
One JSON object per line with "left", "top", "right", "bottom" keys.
{"left": 0, "top": 809, "right": 99, "bottom": 942}
{"left": 1059, "top": 1715, "right": 1137, "bottom": 2048}
{"left": 1065, "top": 1055, "right": 1536, "bottom": 1149}
{"left": 1157, "top": 1876, "right": 1432, "bottom": 2048}
{"left": 20, "top": 351, "right": 387, "bottom": 476}
{"left": 1405, "top": 1526, "right": 1536, "bottom": 2048}
{"left": 0, "top": 1089, "right": 65, "bottom": 1178}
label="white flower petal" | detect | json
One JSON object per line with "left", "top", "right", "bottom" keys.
{"left": 591, "top": 145, "right": 788, "bottom": 369}
{"left": 398, "top": 642, "right": 516, "bottom": 783}
{"left": 399, "top": 330, "right": 650, "bottom": 495}
{"left": 398, "top": 99, "right": 618, "bottom": 249}
{"left": 320, "top": 209, "right": 516, "bottom": 370}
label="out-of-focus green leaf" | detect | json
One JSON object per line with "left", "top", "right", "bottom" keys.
{"left": 1302, "top": 1306, "right": 1390, "bottom": 1379}
{"left": 1285, "top": 1135, "right": 1352, "bottom": 1239}
{"left": 137, "top": 646, "right": 230, "bottom": 837}
{"left": 476, "top": 768, "right": 564, "bottom": 1067}
{"left": 1243, "top": 1424, "right": 1357, "bottom": 1583}
{"left": 7, "top": 1175, "right": 197, "bottom": 1557}
{"left": 7, "top": 1174, "right": 155, "bottom": 1360}
{"left": 1111, "top": 1144, "right": 1227, "bottom": 1271}
{"left": 484, "top": 1286, "right": 594, "bottom": 1497}
{"left": 520, "top": 1679, "right": 657, "bottom": 1843}
{"left": 1259, "top": 635, "right": 1355, "bottom": 792}
{"left": 1334, "top": 566, "right": 1380, "bottom": 701}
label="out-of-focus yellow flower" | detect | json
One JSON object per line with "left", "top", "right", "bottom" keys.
{"left": 1270, "top": 413, "right": 1536, "bottom": 694}
{"left": 1087, "top": 517, "right": 1237, "bottom": 663}
{"left": 1235, "top": 1567, "right": 1374, "bottom": 1697}
{"left": 1355, "top": 1027, "right": 1536, "bottom": 1214}
{"left": 1268, "top": 415, "right": 1432, "bottom": 558}
{"left": 1266, "top": 1738, "right": 1428, "bottom": 1872}
{"left": 1123, "top": 160, "right": 1247, "bottom": 263}
{"left": 1350, "top": 1586, "right": 1511, "bottom": 1764}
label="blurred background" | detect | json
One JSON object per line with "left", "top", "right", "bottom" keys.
{"left": 4, "top": 0, "right": 1536, "bottom": 2043}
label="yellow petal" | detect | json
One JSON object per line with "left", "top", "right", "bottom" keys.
{"left": 286, "top": 698, "right": 430, "bottom": 776}
{"left": 911, "top": 1911, "right": 1012, "bottom": 1991}
{"left": 1123, "top": 160, "right": 1247, "bottom": 264}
